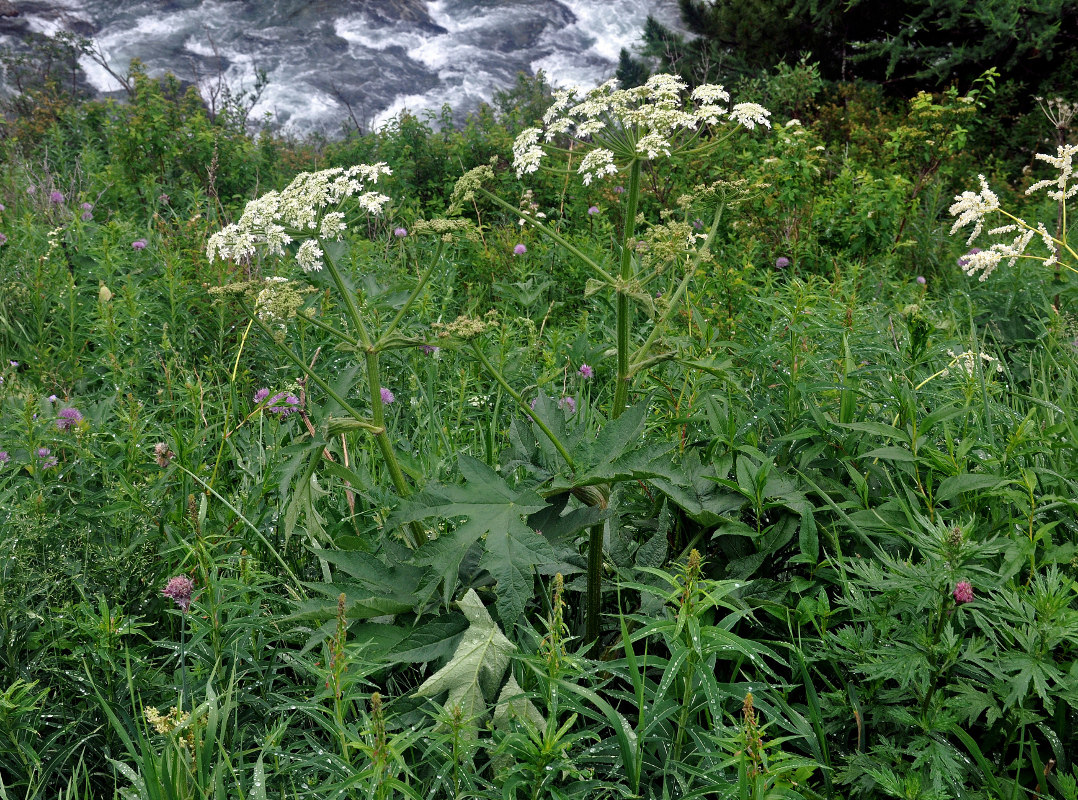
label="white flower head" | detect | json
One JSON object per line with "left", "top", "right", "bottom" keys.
{"left": 636, "top": 131, "right": 672, "bottom": 160}
{"left": 948, "top": 175, "right": 1000, "bottom": 245}
{"left": 511, "top": 74, "right": 769, "bottom": 189}
{"left": 295, "top": 239, "right": 324, "bottom": 273}
{"left": 513, "top": 127, "right": 545, "bottom": 177}
{"left": 578, "top": 148, "right": 618, "bottom": 186}
{"left": 207, "top": 163, "right": 393, "bottom": 269}
{"left": 1025, "top": 143, "right": 1078, "bottom": 202}
{"left": 729, "top": 103, "right": 772, "bottom": 130}
{"left": 691, "top": 84, "right": 730, "bottom": 105}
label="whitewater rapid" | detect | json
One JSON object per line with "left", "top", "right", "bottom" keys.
{"left": 0, "top": 0, "right": 683, "bottom": 135}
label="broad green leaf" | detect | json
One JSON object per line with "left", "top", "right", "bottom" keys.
{"left": 414, "top": 589, "right": 515, "bottom": 739}
{"left": 492, "top": 674, "right": 545, "bottom": 732}
{"left": 311, "top": 548, "right": 425, "bottom": 591}
{"left": 386, "top": 613, "right": 469, "bottom": 664}
{"left": 480, "top": 523, "right": 557, "bottom": 626}
{"left": 653, "top": 450, "right": 745, "bottom": 526}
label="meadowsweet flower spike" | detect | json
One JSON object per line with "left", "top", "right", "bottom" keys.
{"left": 950, "top": 147, "right": 1077, "bottom": 281}
{"left": 207, "top": 163, "right": 393, "bottom": 270}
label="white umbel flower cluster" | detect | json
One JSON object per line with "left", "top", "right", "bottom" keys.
{"left": 207, "top": 164, "right": 392, "bottom": 272}
{"left": 512, "top": 74, "right": 770, "bottom": 184}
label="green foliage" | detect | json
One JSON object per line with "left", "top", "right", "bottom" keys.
{"left": 1, "top": 39, "right": 1078, "bottom": 800}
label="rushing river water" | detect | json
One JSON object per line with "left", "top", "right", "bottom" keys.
{"left": 0, "top": 0, "right": 682, "bottom": 135}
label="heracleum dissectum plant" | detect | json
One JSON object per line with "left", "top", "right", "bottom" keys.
{"left": 949, "top": 143, "right": 1078, "bottom": 282}
{"left": 458, "top": 74, "right": 771, "bottom": 419}
{"left": 208, "top": 163, "right": 439, "bottom": 548}
{"left": 529, "top": 76, "right": 769, "bottom": 416}
{"left": 451, "top": 75, "right": 771, "bottom": 643}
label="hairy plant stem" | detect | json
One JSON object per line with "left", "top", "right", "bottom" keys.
{"left": 613, "top": 159, "right": 643, "bottom": 419}
{"left": 469, "top": 341, "right": 614, "bottom": 642}
{"left": 321, "top": 240, "right": 427, "bottom": 547}
{"left": 585, "top": 523, "right": 604, "bottom": 646}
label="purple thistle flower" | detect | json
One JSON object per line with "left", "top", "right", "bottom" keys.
{"left": 56, "top": 407, "right": 83, "bottom": 431}
{"left": 558, "top": 396, "right": 576, "bottom": 414}
{"left": 953, "top": 581, "right": 974, "bottom": 604}
{"left": 613, "top": 185, "right": 625, "bottom": 194}
{"left": 916, "top": 275, "right": 927, "bottom": 286}
{"left": 513, "top": 243, "right": 527, "bottom": 255}
{"left": 49, "top": 191, "right": 65, "bottom": 204}
{"left": 9, "top": 361, "right": 16, "bottom": 368}
{"left": 158, "top": 194, "right": 170, "bottom": 204}
{"left": 132, "top": 239, "right": 148, "bottom": 251}
{"left": 267, "top": 392, "right": 300, "bottom": 418}
{"left": 36, "top": 447, "right": 58, "bottom": 470}
{"left": 0, "top": 233, "right": 7, "bottom": 246}
{"left": 47, "top": 395, "right": 58, "bottom": 403}
{"left": 393, "top": 227, "right": 408, "bottom": 237}
{"left": 81, "top": 212, "right": 93, "bottom": 222}
{"left": 81, "top": 202, "right": 93, "bottom": 211}
{"left": 579, "top": 364, "right": 593, "bottom": 379}
{"left": 253, "top": 388, "right": 270, "bottom": 404}
{"left": 957, "top": 247, "right": 982, "bottom": 267}
{"left": 154, "top": 441, "right": 174, "bottom": 468}
{"left": 419, "top": 344, "right": 439, "bottom": 355}
{"left": 0, "top": 451, "right": 9, "bottom": 465}
{"left": 162, "top": 575, "right": 195, "bottom": 612}
{"left": 775, "top": 256, "right": 790, "bottom": 269}
{"left": 0, "top": 203, "right": 5, "bottom": 211}
{"left": 380, "top": 387, "right": 395, "bottom": 405}
{"left": 587, "top": 205, "right": 599, "bottom": 215}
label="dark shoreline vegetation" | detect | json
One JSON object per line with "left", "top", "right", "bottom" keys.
{"left": 1, "top": 17, "right": 1078, "bottom": 800}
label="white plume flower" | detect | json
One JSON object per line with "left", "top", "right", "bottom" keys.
{"left": 948, "top": 175, "right": 1000, "bottom": 245}
{"left": 1025, "top": 143, "right": 1078, "bottom": 202}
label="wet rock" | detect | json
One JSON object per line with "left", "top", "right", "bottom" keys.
{"left": 0, "top": 0, "right": 18, "bottom": 18}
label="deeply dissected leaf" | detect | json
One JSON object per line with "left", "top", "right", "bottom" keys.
{"left": 392, "top": 455, "right": 554, "bottom": 624}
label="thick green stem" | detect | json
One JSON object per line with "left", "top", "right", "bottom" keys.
{"left": 612, "top": 159, "right": 643, "bottom": 418}
{"left": 321, "top": 239, "right": 427, "bottom": 547}
{"left": 585, "top": 522, "right": 604, "bottom": 646}
{"left": 469, "top": 341, "right": 576, "bottom": 472}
